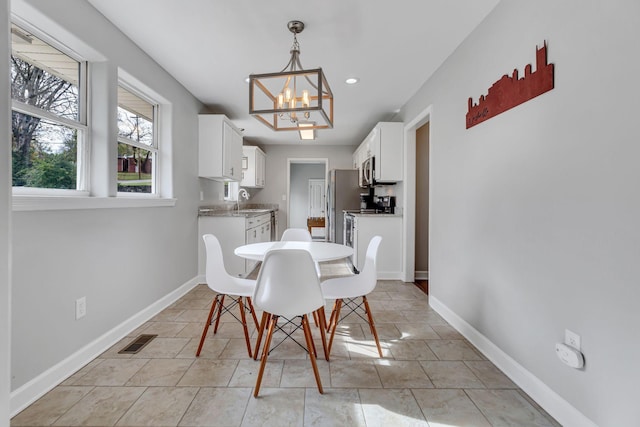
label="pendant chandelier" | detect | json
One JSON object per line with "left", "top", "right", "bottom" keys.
{"left": 249, "top": 20, "right": 334, "bottom": 137}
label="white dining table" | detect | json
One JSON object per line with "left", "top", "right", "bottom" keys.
{"left": 234, "top": 241, "right": 353, "bottom": 262}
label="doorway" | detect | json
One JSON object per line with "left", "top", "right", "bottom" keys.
{"left": 415, "top": 122, "right": 430, "bottom": 292}
{"left": 287, "top": 158, "right": 328, "bottom": 232}
{"left": 402, "top": 106, "right": 432, "bottom": 283}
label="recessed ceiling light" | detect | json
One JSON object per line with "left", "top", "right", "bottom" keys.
{"left": 345, "top": 77, "right": 359, "bottom": 85}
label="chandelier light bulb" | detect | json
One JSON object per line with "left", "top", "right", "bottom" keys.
{"left": 302, "top": 90, "right": 310, "bottom": 108}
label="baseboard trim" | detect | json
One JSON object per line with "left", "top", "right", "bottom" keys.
{"left": 429, "top": 296, "right": 598, "bottom": 427}
{"left": 377, "top": 271, "right": 403, "bottom": 280}
{"left": 415, "top": 270, "right": 429, "bottom": 280}
{"left": 10, "top": 276, "right": 201, "bottom": 417}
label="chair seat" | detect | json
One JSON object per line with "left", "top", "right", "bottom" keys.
{"left": 227, "top": 277, "right": 257, "bottom": 297}
{"left": 321, "top": 276, "right": 363, "bottom": 300}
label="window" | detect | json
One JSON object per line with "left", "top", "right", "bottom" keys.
{"left": 10, "top": 22, "right": 87, "bottom": 192}
{"left": 10, "top": 19, "right": 175, "bottom": 210}
{"left": 224, "top": 181, "right": 240, "bottom": 201}
{"left": 117, "top": 84, "right": 158, "bottom": 194}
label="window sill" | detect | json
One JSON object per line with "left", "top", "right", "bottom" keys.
{"left": 13, "top": 195, "right": 177, "bottom": 211}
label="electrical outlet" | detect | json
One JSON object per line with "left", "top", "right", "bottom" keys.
{"left": 199, "top": 191, "right": 204, "bottom": 201}
{"left": 76, "top": 297, "right": 86, "bottom": 320}
{"left": 565, "top": 329, "right": 581, "bottom": 350}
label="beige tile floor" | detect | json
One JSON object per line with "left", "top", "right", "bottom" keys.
{"left": 11, "top": 261, "right": 560, "bottom": 427}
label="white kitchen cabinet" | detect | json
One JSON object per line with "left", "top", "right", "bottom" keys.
{"left": 356, "top": 122, "right": 403, "bottom": 183}
{"left": 198, "top": 114, "right": 243, "bottom": 181}
{"left": 352, "top": 144, "right": 362, "bottom": 169}
{"left": 244, "top": 213, "right": 271, "bottom": 273}
{"left": 198, "top": 213, "right": 272, "bottom": 278}
{"left": 241, "top": 145, "right": 266, "bottom": 188}
{"left": 349, "top": 213, "right": 402, "bottom": 278}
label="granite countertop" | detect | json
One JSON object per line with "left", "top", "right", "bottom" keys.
{"left": 199, "top": 204, "right": 279, "bottom": 217}
{"left": 343, "top": 210, "right": 403, "bottom": 218}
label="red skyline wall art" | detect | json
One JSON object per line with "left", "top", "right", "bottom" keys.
{"left": 466, "top": 42, "right": 555, "bottom": 129}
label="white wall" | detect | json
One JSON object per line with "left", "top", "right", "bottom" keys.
{"left": 290, "top": 163, "right": 325, "bottom": 229}
{"left": 9, "top": 0, "right": 202, "bottom": 408}
{"left": 250, "top": 145, "right": 354, "bottom": 236}
{"left": 399, "top": 1, "right": 640, "bottom": 425}
{"left": 199, "top": 178, "right": 226, "bottom": 206}
{"left": 1, "top": 0, "right": 12, "bottom": 424}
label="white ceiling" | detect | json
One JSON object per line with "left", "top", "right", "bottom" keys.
{"left": 87, "top": 0, "right": 500, "bottom": 146}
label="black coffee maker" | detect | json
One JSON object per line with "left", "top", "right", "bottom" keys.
{"left": 376, "top": 196, "right": 396, "bottom": 214}
{"left": 360, "top": 187, "right": 377, "bottom": 212}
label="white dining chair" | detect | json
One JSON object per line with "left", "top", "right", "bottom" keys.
{"left": 196, "top": 234, "right": 259, "bottom": 358}
{"left": 281, "top": 227, "right": 321, "bottom": 274}
{"left": 280, "top": 227, "right": 322, "bottom": 323}
{"left": 280, "top": 227, "right": 313, "bottom": 242}
{"left": 321, "top": 235, "right": 383, "bottom": 358}
{"left": 251, "top": 248, "right": 327, "bottom": 397}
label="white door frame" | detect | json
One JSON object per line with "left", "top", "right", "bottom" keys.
{"left": 286, "top": 158, "right": 329, "bottom": 229}
{"left": 402, "top": 105, "right": 432, "bottom": 283}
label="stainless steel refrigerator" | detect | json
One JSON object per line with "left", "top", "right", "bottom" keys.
{"left": 327, "top": 169, "right": 361, "bottom": 244}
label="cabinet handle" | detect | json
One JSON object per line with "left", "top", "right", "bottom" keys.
{"left": 253, "top": 230, "right": 256, "bottom": 238}
{"left": 230, "top": 167, "right": 234, "bottom": 176}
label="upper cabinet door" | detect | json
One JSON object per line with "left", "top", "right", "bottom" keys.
{"left": 256, "top": 148, "right": 265, "bottom": 187}
{"left": 198, "top": 114, "right": 243, "bottom": 181}
{"left": 240, "top": 146, "right": 266, "bottom": 188}
{"left": 353, "top": 122, "right": 403, "bottom": 183}
{"left": 224, "top": 121, "right": 243, "bottom": 181}
{"left": 376, "top": 122, "right": 403, "bottom": 182}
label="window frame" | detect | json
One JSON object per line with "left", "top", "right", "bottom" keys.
{"left": 10, "top": 19, "right": 89, "bottom": 196}
{"left": 116, "top": 81, "right": 159, "bottom": 197}
{"left": 9, "top": 17, "right": 176, "bottom": 211}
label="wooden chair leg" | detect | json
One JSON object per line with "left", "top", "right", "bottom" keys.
{"left": 327, "top": 299, "right": 343, "bottom": 358}
{"left": 316, "top": 306, "right": 329, "bottom": 361}
{"left": 312, "top": 310, "right": 319, "bottom": 327}
{"left": 253, "top": 311, "right": 269, "bottom": 360}
{"left": 302, "top": 315, "right": 323, "bottom": 394}
{"left": 254, "top": 314, "right": 277, "bottom": 398}
{"left": 238, "top": 297, "right": 252, "bottom": 358}
{"left": 363, "top": 296, "right": 383, "bottom": 357}
{"left": 326, "top": 300, "right": 338, "bottom": 332}
{"left": 306, "top": 315, "right": 318, "bottom": 358}
{"left": 213, "top": 294, "right": 226, "bottom": 333}
{"left": 196, "top": 295, "right": 219, "bottom": 357}
{"left": 246, "top": 297, "right": 259, "bottom": 329}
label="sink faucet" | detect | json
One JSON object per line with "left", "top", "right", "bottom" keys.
{"left": 237, "top": 188, "right": 249, "bottom": 211}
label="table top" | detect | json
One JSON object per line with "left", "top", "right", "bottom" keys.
{"left": 235, "top": 241, "right": 353, "bottom": 262}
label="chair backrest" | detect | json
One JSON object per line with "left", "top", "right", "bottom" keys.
{"left": 281, "top": 228, "right": 313, "bottom": 242}
{"left": 357, "top": 235, "right": 382, "bottom": 294}
{"left": 203, "top": 234, "right": 244, "bottom": 294}
{"left": 253, "top": 249, "right": 324, "bottom": 318}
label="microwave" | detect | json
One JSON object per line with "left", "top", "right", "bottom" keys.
{"left": 360, "top": 156, "right": 375, "bottom": 187}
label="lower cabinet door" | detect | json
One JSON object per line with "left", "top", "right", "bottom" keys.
{"left": 245, "top": 226, "right": 259, "bottom": 275}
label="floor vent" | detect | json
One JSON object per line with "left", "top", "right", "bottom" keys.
{"left": 118, "top": 334, "right": 157, "bottom": 354}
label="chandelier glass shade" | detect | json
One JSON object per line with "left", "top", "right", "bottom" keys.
{"left": 249, "top": 20, "right": 333, "bottom": 134}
